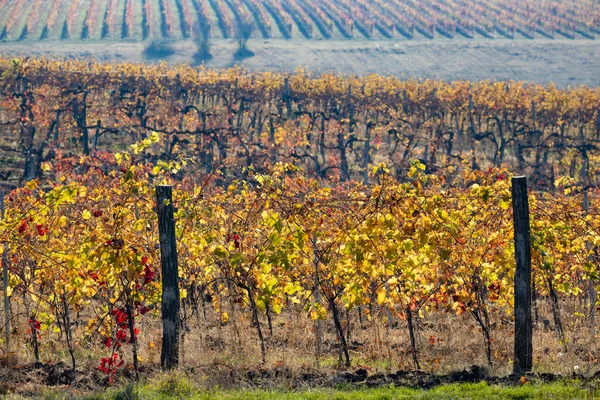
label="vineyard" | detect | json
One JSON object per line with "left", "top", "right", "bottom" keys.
{"left": 0, "top": 57, "right": 600, "bottom": 394}
{"left": 0, "top": 0, "right": 599, "bottom": 42}
{"left": 1, "top": 58, "right": 600, "bottom": 189}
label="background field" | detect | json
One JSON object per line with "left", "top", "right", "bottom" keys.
{"left": 1, "top": 38, "right": 599, "bottom": 87}
{"left": 0, "top": 0, "right": 599, "bottom": 41}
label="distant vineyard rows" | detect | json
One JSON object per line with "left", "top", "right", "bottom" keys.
{"left": 0, "top": 0, "right": 598, "bottom": 41}
{"left": 1, "top": 57, "right": 600, "bottom": 190}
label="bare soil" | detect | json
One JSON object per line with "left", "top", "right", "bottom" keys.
{"left": 1, "top": 359, "right": 599, "bottom": 397}
{"left": 0, "top": 38, "right": 598, "bottom": 87}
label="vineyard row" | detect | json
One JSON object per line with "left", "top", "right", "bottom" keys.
{"left": 0, "top": 0, "right": 598, "bottom": 41}
{"left": 0, "top": 57, "right": 599, "bottom": 191}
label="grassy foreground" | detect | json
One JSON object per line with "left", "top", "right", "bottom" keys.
{"left": 17, "top": 378, "right": 597, "bottom": 400}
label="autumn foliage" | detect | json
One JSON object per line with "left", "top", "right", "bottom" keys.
{"left": 0, "top": 57, "right": 599, "bottom": 380}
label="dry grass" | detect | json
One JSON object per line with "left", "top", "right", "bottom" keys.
{"left": 0, "top": 297, "right": 598, "bottom": 397}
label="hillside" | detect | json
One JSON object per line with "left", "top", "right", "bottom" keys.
{"left": 0, "top": 0, "right": 598, "bottom": 42}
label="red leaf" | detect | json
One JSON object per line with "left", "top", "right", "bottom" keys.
{"left": 116, "top": 311, "right": 127, "bottom": 324}
{"left": 36, "top": 224, "right": 47, "bottom": 236}
{"left": 116, "top": 329, "right": 127, "bottom": 342}
{"left": 138, "top": 305, "right": 151, "bottom": 315}
{"left": 18, "top": 220, "right": 27, "bottom": 234}
{"left": 143, "top": 266, "right": 155, "bottom": 284}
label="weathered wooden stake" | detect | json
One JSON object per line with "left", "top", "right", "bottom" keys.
{"left": 1, "top": 191, "right": 9, "bottom": 355}
{"left": 312, "top": 237, "right": 322, "bottom": 367}
{"left": 156, "top": 185, "right": 180, "bottom": 370}
{"left": 512, "top": 176, "right": 533, "bottom": 374}
{"left": 584, "top": 191, "right": 596, "bottom": 334}
{"left": 283, "top": 77, "right": 292, "bottom": 118}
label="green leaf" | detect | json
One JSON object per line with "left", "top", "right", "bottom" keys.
{"left": 213, "top": 245, "right": 228, "bottom": 259}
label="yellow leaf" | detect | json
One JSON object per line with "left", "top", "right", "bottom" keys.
{"left": 25, "top": 180, "right": 38, "bottom": 190}
{"left": 377, "top": 288, "right": 386, "bottom": 304}
{"left": 149, "top": 131, "right": 160, "bottom": 143}
{"left": 41, "top": 162, "right": 52, "bottom": 172}
{"left": 0, "top": 244, "right": 3, "bottom": 255}
{"left": 82, "top": 210, "right": 92, "bottom": 220}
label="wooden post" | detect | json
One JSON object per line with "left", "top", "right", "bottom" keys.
{"left": 284, "top": 77, "right": 292, "bottom": 119}
{"left": 584, "top": 191, "right": 596, "bottom": 334}
{"left": 156, "top": 185, "right": 180, "bottom": 370}
{"left": 1, "top": 191, "right": 9, "bottom": 354}
{"left": 512, "top": 176, "right": 533, "bottom": 374}
{"left": 581, "top": 152, "right": 596, "bottom": 333}
{"left": 312, "top": 237, "right": 322, "bottom": 367}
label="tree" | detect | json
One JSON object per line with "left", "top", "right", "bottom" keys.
{"left": 193, "top": 21, "right": 212, "bottom": 63}
{"left": 234, "top": 20, "right": 254, "bottom": 59}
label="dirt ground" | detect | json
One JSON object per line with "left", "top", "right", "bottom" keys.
{"left": 0, "top": 38, "right": 598, "bottom": 87}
